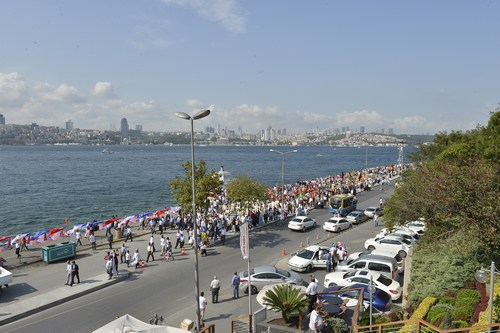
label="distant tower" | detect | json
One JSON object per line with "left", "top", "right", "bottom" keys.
{"left": 398, "top": 141, "right": 404, "bottom": 166}
{"left": 0, "top": 113, "right": 5, "bottom": 126}
{"left": 360, "top": 126, "right": 365, "bottom": 134}
{"left": 120, "top": 118, "right": 129, "bottom": 142}
{"left": 65, "top": 120, "right": 74, "bottom": 130}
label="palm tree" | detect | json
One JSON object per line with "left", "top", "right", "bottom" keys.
{"left": 262, "top": 284, "right": 309, "bottom": 323}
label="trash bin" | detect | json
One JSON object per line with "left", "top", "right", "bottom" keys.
{"left": 180, "top": 318, "right": 193, "bottom": 330}
{"left": 114, "top": 229, "right": 122, "bottom": 239}
{"left": 42, "top": 242, "right": 77, "bottom": 263}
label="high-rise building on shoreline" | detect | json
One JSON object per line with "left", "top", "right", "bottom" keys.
{"left": 0, "top": 114, "right": 5, "bottom": 126}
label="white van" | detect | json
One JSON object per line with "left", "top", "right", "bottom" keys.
{"left": 336, "top": 254, "right": 401, "bottom": 282}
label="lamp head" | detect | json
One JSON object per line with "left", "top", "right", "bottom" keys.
{"left": 475, "top": 268, "right": 487, "bottom": 284}
{"left": 175, "top": 112, "right": 191, "bottom": 120}
{"left": 193, "top": 109, "right": 210, "bottom": 120}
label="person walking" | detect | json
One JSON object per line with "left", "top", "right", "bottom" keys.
{"left": 210, "top": 276, "right": 220, "bottom": 303}
{"left": 132, "top": 249, "right": 141, "bottom": 269}
{"left": 305, "top": 275, "right": 318, "bottom": 313}
{"left": 75, "top": 230, "right": 82, "bottom": 246}
{"left": 374, "top": 213, "right": 379, "bottom": 227}
{"left": 107, "top": 231, "right": 114, "bottom": 249}
{"left": 70, "top": 260, "right": 80, "bottom": 286}
{"left": 325, "top": 250, "right": 332, "bottom": 272}
{"left": 199, "top": 291, "right": 207, "bottom": 326}
{"left": 175, "top": 230, "right": 181, "bottom": 249}
{"left": 231, "top": 272, "right": 240, "bottom": 299}
{"left": 106, "top": 256, "right": 114, "bottom": 279}
{"left": 89, "top": 232, "right": 96, "bottom": 250}
{"left": 65, "top": 260, "right": 72, "bottom": 285}
{"left": 125, "top": 225, "right": 133, "bottom": 242}
{"left": 146, "top": 243, "right": 155, "bottom": 263}
{"left": 220, "top": 227, "right": 226, "bottom": 245}
{"left": 120, "top": 243, "right": 127, "bottom": 264}
{"left": 14, "top": 240, "right": 21, "bottom": 260}
{"left": 125, "top": 249, "right": 131, "bottom": 267}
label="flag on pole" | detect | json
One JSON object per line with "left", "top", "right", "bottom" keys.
{"left": 240, "top": 216, "right": 249, "bottom": 260}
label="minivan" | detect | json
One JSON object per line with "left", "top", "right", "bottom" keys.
{"left": 337, "top": 254, "right": 401, "bottom": 282}
{"left": 347, "top": 249, "right": 405, "bottom": 274}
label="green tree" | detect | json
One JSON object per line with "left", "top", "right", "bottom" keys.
{"left": 225, "top": 175, "right": 267, "bottom": 213}
{"left": 169, "top": 160, "right": 223, "bottom": 214}
{"left": 262, "top": 284, "right": 309, "bottom": 323}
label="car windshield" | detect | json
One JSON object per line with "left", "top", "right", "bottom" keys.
{"left": 276, "top": 268, "right": 290, "bottom": 277}
{"left": 349, "top": 212, "right": 359, "bottom": 217}
{"left": 291, "top": 218, "right": 303, "bottom": 223}
{"left": 366, "top": 208, "right": 375, "bottom": 212}
{"left": 296, "top": 249, "right": 314, "bottom": 259}
{"left": 376, "top": 275, "right": 394, "bottom": 286}
{"left": 327, "top": 219, "right": 339, "bottom": 224}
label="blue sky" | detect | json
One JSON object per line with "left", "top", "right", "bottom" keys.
{"left": 0, "top": 0, "right": 498, "bottom": 135}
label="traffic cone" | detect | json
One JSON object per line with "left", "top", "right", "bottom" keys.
{"left": 281, "top": 246, "right": 286, "bottom": 256}
{"left": 141, "top": 260, "right": 145, "bottom": 268}
{"left": 181, "top": 246, "right": 185, "bottom": 255}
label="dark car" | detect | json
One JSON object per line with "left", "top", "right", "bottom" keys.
{"left": 321, "top": 283, "right": 393, "bottom": 312}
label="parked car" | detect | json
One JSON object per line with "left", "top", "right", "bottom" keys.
{"left": 364, "top": 206, "right": 384, "bottom": 218}
{"left": 376, "top": 229, "right": 419, "bottom": 244}
{"left": 346, "top": 210, "right": 369, "bottom": 225}
{"left": 346, "top": 249, "right": 405, "bottom": 273}
{"left": 405, "top": 219, "right": 426, "bottom": 234}
{"left": 336, "top": 254, "right": 401, "bottom": 281}
{"left": 287, "top": 245, "right": 331, "bottom": 272}
{"left": 364, "top": 235, "right": 411, "bottom": 258}
{"left": 238, "top": 266, "right": 303, "bottom": 294}
{"left": 323, "top": 270, "right": 402, "bottom": 300}
{"left": 323, "top": 217, "right": 351, "bottom": 233}
{"left": 288, "top": 216, "right": 316, "bottom": 232}
{"left": 322, "top": 283, "right": 393, "bottom": 312}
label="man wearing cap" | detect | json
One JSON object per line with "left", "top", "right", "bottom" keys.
{"left": 210, "top": 276, "right": 220, "bottom": 303}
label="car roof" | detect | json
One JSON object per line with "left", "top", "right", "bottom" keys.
{"left": 350, "top": 270, "right": 381, "bottom": 278}
{"left": 252, "top": 266, "right": 277, "bottom": 273}
{"left": 302, "top": 245, "right": 328, "bottom": 251}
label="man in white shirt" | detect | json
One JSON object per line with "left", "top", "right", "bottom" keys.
{"left": 210, "top": 276, "right": 220, "bottom": 303}
{"left": 308, "top": 304, "right": 323, "bottom": 333}
{"left": 305, "top": 275, "right": 318, "bottom": 313}
{"left": 199, "top": 291, "right": 207, "bottom": 325}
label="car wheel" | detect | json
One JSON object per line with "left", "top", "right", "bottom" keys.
{"left": 368, "top": 245, "right": 375, "bottom": 251}
{"left": 398, "top": 250, "right": 407, "bottom": 258}
{"left": 305, "top": 265, "right": 312, "bottom": 273}
{"left": 250, "top": 285, "right": 258, "bottom": 295}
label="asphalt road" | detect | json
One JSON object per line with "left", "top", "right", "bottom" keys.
{"left": 2, "top": 184, "right": 395, "bottom": 333}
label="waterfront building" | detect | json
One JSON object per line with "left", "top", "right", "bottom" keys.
{"left": 120, "top": 118, "right": 129, "bottom": 143}
{"left": 65, "top": 120, "right": 74, "bottom": 130}
{"left": 0, "top": 114, "right": 5, "bottom": 126}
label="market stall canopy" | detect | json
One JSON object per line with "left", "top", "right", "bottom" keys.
{"left": 92, "top": 314, "right": 190, "bottom": 333}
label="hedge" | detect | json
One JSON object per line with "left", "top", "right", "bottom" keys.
{"left": 399, "top": 296, "right": 437, "bottom": 333}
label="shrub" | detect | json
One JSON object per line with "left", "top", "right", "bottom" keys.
{"left": 456, "top": 289, "right": 481, "bottom": 303}
{"left": 438, "top": 296, "right": 455, "bottom": 305}
{"left": 452, "top": 305, "right": 475, "bottom": 322}
{"left": 399, "top": 296, "right": 437, "bottom": 333}
{"left": 452, "top": 320, "right": 469, "bottom": 329}
{"left": 426, "top": 304, "right": 452, "bottom": 324}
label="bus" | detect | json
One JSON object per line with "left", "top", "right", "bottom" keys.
{"left": 329, "top": 194, "right": 357, "bottom": 216}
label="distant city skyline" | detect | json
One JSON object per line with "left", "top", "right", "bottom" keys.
{"left": 1, "top": 1, "right": 498, "bottom": 135}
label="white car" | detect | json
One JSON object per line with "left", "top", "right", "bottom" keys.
{"left": 288, "top": 216, "right": 316, "bottom": 232}
{"left": 405, "top": 219, "right": 426, "bottom": 234}
{"left": 364, "top": 206, "right": 384, "bottom": 218}
{"left": 364, "top": 235, "right": 411, "bottom": 258}
{"left": 346, "top": 249, "right": 405, "bottom": 273}
{"left": 287, "top": 245, "right": 331, "bottom": 272}
{"left": 323, "top": 217, "right": 351, "bottom": 232}
{"left": 376, "top": 229, "right": 419, "bottom": 244}
{"left": 323, "top": 269, "right": 402, "bottom": 300}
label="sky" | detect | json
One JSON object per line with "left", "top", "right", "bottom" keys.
{"left": 0, "top": 0, "right": 498, "bottom": 135}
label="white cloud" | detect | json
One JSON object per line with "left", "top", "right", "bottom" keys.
{"left": 93, "top": 82, "right": 116, "bottom": 99}
{"left": 0, "top": 72, "right": 28, "bottom": 107}
{"left": 34, "top": 82, "right": 86, "bottom": 104}
{"left": 162, "top": 0, "right": 247, "bottom": 33}
{"left": 390, "top": 115, "right": 434, "bottom": 134}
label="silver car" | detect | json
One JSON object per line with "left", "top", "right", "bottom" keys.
{"left": 346, "top": 210, "right": 369, "bottom": 224}
{"left": 238, "top": 266, "right": 304, "bottom": 294}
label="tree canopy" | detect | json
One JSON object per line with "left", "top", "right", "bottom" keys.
{"left": 169, "top": 160, "right": 223, "bottom": 214}
{"left": 225, "top": 175, "right": 268, "bottom": 213}
{"left": 384, "top": 112, "right": 499, "bottom": 301}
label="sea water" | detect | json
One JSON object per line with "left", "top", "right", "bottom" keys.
{"left": 0, "top": 145, "right": 411, "bottom": 236}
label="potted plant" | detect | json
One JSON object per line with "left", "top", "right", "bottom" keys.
{"left": 262, "top": 284, "right": 309, "bottom": 324}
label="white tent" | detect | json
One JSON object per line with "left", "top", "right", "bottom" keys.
{"left": 92, "top": 314, "right": 190, "bottom": 333}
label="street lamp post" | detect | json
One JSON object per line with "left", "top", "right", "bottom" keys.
{"left": 269, "top": 149, "right": 297, "bottom": 214}
{"left": 476, "top": 261, "right": 498, "bottom": 333}
{"left": 369, "top": 275, "right": 375, "bottom": 328}
{"left": 175, "top": 109, "right": 210, "bottom": 330}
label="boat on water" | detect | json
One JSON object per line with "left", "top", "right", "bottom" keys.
{"left": 101, "top": 148, "right": 114, "bottom": 154}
